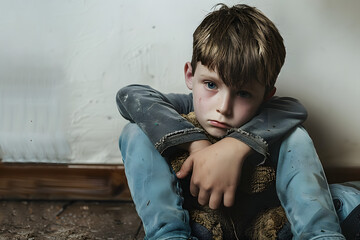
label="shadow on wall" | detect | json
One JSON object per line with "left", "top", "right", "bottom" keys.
{"left": 0, "top": 63, "right": 71, "bottom": 163}
{"left": 279, "top": 1, "right": 360, "bottom": 168}
{"left": 304, "top": 113, "right": 359, "bottom": 169}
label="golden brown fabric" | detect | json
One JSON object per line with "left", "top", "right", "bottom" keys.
{"left": 169, "top": 112, "right": 287, "bottom": 240}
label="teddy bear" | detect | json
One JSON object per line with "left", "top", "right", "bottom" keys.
{"left": 169, "top": 112, "right": 288, "bottom": 240}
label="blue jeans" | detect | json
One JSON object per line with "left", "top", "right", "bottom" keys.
{"left": 120, "top": 124, "right": 360, "bottom": 240}
{"left": 120, "top": 123, "right": 193, "bottom": 240}
{"left": 276, "top": 127, "right": 360, "bottom": 239}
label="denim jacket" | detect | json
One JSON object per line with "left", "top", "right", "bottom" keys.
{"left": 116, "top": 84, "right": 307, "bottom": 162}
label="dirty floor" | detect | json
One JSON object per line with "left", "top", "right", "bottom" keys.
{"left": 0, "top": 200, "right": 145, "bottom": 240}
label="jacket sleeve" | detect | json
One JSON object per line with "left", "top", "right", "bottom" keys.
{"left": 226, "top": 96, "right": 307, "bottom": 161}
{"left": 116, "top": 84, "right": 209, "bottom": 155}
{"left": 116, "top": 84, "right": 307, "bottom": 158}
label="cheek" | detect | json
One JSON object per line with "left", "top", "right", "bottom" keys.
{"left": 193, "top": 87, "right": 214, "bottom": 114}
{"left": 194, "top": 96, "right": 201, "bottom": 106}
{"left": 193, "top": 96, "right": 202, "bottom": 113}
{"left": 233, "top": 104, "right": 259, "bottom": 125}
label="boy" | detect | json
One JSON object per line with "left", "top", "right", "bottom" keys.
{"left": 117, "top": 4, "right": 360, "bottom": 240}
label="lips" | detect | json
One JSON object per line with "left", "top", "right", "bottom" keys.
{"left": 208, "top": 120, "right": 232, "bottom": 129}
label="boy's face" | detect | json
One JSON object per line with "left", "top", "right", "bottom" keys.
{"left": 185, "top": 62, "right": 267, "bottom": 138}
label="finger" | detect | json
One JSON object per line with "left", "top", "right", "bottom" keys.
{"left": 223, "top": 189, "right": 236, "bottom": 207}
{"left": 176, "top": 156, "right": 194, "bottom": 179}
{"left": 190, "top": 178, "right": 199, "bottom": 197}
{"left": 197, "top": 189, "right": 210, "bottom": 206}
{"left": 209, "top": 192, "right": 223, "bottom": 210}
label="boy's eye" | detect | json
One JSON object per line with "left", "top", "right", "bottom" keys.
{"left": 205, "top": 81, "right": 217, "bottom": 90}
{"left": 237, "top": 90, "right": 251, "bottom": 98}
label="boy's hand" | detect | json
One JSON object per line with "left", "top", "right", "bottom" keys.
{"left": 179, "top": 139, "right": 212, "bottom": 154}
{"left": 176, "top": 137, "right": 253, "bottom": 209}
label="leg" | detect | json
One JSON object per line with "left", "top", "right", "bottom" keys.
{"left": 330, "top": 182, "right": 360, "bottom": 222}
{"left": 119, "top": 123, "right": 192, "bottom": 240}
{"left": 276, "top": 127, "right": 345, "bottom": 240}
{"left": 330, "top": 182, "right": 360, "bottom": 239}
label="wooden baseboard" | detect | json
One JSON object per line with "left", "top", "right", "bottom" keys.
{"left": 0, "top": 163, "right": 359, "bottom": 200}
{"left": 0, "top": 163, "right": 131, "bottom": 201}
{"left": 325, "top": 166, "right": 360, "bottom": 184}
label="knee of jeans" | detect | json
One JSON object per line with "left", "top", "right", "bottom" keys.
{"left": 282, "top": 127, "right": 314, "bottom": 151}
{"left": 279, "top": 127, "right": 324, "bottom": 170}
{"left": 119, "top": 123, "right": 149, "bottom": 160}
{"left": 119, "top": 123, "right": 143, "bottom": 147}
{"left": 276, "top": 127, "right": 325, "bottom": 196}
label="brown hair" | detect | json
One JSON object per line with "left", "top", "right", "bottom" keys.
{"left": 191, "top": 4, "right": 286, "bottom": 92}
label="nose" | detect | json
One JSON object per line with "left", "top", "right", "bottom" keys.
{"left": 216, "top": 91, "right": 233, "bottom": 116}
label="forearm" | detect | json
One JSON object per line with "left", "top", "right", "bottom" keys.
{"left": 116, "top": 84, "right": 208, "bottom": 154}
{"left": 227, "top": 96, "right": 307, "bottom": 161}
{"left": 117, "top": 86, "right": 307, "bottom": 157}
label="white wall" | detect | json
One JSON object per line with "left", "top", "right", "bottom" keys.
{"left": 0, "top": 0, "right": 359, "bottom": 167}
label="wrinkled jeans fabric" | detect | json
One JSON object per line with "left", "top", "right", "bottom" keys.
{"left": 277, "top": 127, "right": 349, "bottom": 240}
{"left": 120, "top": 123, "right": 193, "bottom": 240}
{"left": 120, "top": 124, "right": 360, "bottom": 240}
{"left": 330, "top": 182, "right": 360, "bottom": 223}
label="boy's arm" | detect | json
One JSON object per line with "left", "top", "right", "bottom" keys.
{"left": 177, "top": 98, "right": 307, "bottom": 209}
{"left": 118, "top": 84, "right": 307, "bottom": 209}
{"left": 117, "top": 84, "right": 307, "bottom": 157}
{"left": 227, "top": 96, "right": 307, "bottom": 162}
{"left": 116, "top": 84, "right": 209, "bottom": 155}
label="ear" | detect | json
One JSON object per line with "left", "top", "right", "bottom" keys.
{"left": 263, "top": 87, "right": 276, "bottom": 102}
{"left": 184, "top": 62, "right": 193, "bottom": 90}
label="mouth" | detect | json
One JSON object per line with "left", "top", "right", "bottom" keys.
{"left": 208, "top": 120, "right": 232, "bottom": 129}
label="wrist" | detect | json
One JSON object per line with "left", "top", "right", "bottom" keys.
{"left": 179, "top": 140, "right": 211, "bottom": 154}
{"left": 221, "top": 137, "right": 253, "bottom": 158}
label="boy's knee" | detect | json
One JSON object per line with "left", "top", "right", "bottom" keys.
{"left": 119, "top": 123, "right": 158, "bottom": 163}
{"left": 279, "top": 127, "right": 318, "bottom": 164}
{"left": 277, "top": 126, "right": 324, "bottom": 191}
{"left": 283, "top": 126, "right": 313, "bottom": 148}
{"left": 119, "top": 123, "right": 144, "bottom": 146}
{"left": 119, "top": 123, "right": 148, "bottom": 157}
{"left": 121, "top": 123, "right": 142, "bottom": 138}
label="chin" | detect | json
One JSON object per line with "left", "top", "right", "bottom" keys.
{"left": 206, "top": 128, "right": 227, "bottom": 138}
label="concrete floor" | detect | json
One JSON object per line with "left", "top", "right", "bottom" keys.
{"left": 0, "top": 200, "right": 145, "bottom": 240}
